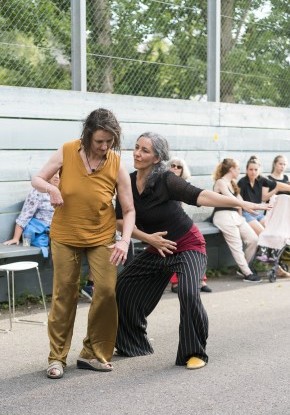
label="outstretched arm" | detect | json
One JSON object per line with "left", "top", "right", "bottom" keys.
{"left": 197, "top": 189, "right": 269, "bottom": 214}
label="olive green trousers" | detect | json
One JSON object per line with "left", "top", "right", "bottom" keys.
{"left": 48, "top": 240, "right": 117, "bottom": 366}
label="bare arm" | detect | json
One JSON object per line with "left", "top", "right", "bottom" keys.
{"left": 115, "top": 162, "right": 135, "bottom": 243}
{"left": 197, "top": 189, "right": 269, "bottom": 214}
{"left": 3, "top": 224, "right": 23, "bottom": 245}
{"left": 276, "top": 182, "right": 290, "bottom": 193}
{"left": 31, "top": 147, "right": 64, "bottom": 207}
{"left": 262, "top": 186, "right": 277, "bottom": 202}
{"left": 4, "top": 189, "right": 41, "bottom": 245}
{"left": 109, "top": 162, "right": 135, "bottom": 266}
{"left": 262, "top": 182, "right": 290, "bottom": 202}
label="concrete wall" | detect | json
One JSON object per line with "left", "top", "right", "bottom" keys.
{"left": 1, "top": 86, "right": 290, "bottom": 236}
{"left": 0, "top": 86, "right": 290, "bottom": 300}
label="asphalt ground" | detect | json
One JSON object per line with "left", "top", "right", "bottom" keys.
{"left": 0, "top": 275, "right": 290, "bottom": 415}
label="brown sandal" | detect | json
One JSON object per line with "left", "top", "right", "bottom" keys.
{"left": 47, "top": 361, "right": 64, "bottom": 379}
{"left": 77, "top": 357, "right": 113, "bottom": 372}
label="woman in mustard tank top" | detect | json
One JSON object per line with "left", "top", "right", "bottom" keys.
{"left": 32, "top": 108, "right": 135, "bottom": 379}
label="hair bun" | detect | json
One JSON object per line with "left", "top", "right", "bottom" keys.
{"left": 248, "top": 155, "right": 260, "bottom": 163}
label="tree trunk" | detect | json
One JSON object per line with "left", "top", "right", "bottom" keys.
{"left": 91, "top": 0, "right": 113, "bottom": 93}
{"left": 220, "top": 0, "right": 235, "bottom": 102}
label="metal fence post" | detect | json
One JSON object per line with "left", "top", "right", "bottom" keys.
{"left": 71, "top": 0, "right": 87, "bottom": 91}
{"left": 207, "top": 0, "right": 220, "bottom": 102}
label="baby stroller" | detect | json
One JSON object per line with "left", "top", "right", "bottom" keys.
{"left": 257, "top": 194, "right": 290, "bottom": 283}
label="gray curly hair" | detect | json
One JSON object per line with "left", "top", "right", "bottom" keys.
{"left": 137, "top": 131, "right": 170, "bottom": 190}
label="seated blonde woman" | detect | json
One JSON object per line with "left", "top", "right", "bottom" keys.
{"left": 212, "top": 158, "right": 260, "bottom": 283}
{"left": 268, "top": 155, "right": 290, "bottom": 195}
{"left": 167, "top": 157, "right": 212, "bottom": 293}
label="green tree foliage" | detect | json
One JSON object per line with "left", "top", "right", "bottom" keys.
{"left": 87, "top": 0, "right": 207, "bottom": 99}
{"left": 0, "top": 0, "right": 289, "bottom": 106}
{"left": 87, "top": 0, "right": 289, "bottom": 105}
{"left": 221, "top": 0, "right": 290, "bottom": 106}
{"left": 0, "top": 0, "right": 71, "bottom": 89}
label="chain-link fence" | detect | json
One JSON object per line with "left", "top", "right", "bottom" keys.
{"left": 86, "top": 0, "right": 207, "bottom": 99}
{"left": 0, "top": 0, "right": 289, "bottom": 107}
{"left": 0, "top": 0, "right": 71, "bottom": 89}
{"left": 220, "top": 1, "right": 290, "bottom": 107}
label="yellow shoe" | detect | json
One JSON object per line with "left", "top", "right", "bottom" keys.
{"left": 186, "top": 357, "right": 206, "bottom": 370}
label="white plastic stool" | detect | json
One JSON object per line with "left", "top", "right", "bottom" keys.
{"left": 0, "top": 261, "right": 48, "bottom": 332}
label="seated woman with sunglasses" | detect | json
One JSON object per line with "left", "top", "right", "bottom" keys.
{"left": 167, "top": 158, "right": 212, "bottom": 293}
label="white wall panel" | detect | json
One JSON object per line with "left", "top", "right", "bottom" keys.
{"left": 220, "top": 103, "right": 290, "bottom": 129}
{"left": 1, "top": 86, "right": 290, "bottom": 243}
{"left": 0, "top": 86, "right": 220, "bottom": 125}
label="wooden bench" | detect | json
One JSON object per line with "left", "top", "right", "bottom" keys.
{"left": 195, "top": 221, "right": 220, "bottom": 235}
{"left": 0, "top": 208, "right": 44, "bottom": 262}
{"left": 0, "top": 244, "right": 42, "bottom": 259}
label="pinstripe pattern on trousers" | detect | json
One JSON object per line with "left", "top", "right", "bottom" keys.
{"left": 116, "top": 249, "right": 208, "bottom": 366}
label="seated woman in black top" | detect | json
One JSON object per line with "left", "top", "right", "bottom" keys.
{"left": 115, "top": 132, "right": 267, "bottom": 370}
{"left": 238, "top": 155, "right": 290, "bottom": 236}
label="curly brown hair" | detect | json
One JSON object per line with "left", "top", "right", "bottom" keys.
{"left": 81, "top": 108, "right": 122, "bottom": 155}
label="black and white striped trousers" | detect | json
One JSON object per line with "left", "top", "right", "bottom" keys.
{"left": 116, "top": 249, "right": 208, "bottom": 365}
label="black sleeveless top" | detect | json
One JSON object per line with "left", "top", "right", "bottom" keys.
{"left": 213, "top": 189, "right": 239, "bottom": 213}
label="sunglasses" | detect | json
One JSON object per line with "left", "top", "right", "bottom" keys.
{"left": 171, "top": 164, "right": 182, "bottom": 170}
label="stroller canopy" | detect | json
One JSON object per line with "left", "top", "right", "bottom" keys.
{"left": 258, "top": 194, "right": 290, "bottom": 250}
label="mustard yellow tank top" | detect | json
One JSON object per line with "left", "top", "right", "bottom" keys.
{"left": 50, "top": 139, "right": 120, "bottom": 247}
